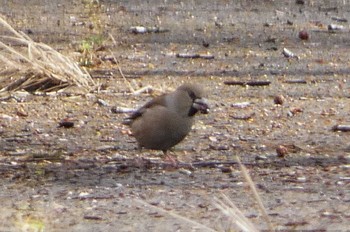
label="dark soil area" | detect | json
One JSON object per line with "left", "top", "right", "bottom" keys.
{"left": 0, "top": 0, "right": 349, "bottom": 231}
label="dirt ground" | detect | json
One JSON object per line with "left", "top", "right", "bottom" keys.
{"left": 0, "top": 0, "right": 350, "bottom": 231}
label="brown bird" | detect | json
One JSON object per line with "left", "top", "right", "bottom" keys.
{"left": 123, "top": 83, "right": 209, "bottom": 155}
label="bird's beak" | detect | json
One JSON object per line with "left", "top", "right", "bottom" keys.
{"left": 193, "top": 98, "right": 209, "bottom": 114}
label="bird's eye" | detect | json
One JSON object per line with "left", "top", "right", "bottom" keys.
{"left": 188, "top": 91, "right": 196, "bottom": 100}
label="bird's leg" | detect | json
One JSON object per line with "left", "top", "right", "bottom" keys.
{"left": 133, "top": 145, "right": 150, "bottom": 168}
{"left": 162, "top": 150, "right": 178, "bottom": 167}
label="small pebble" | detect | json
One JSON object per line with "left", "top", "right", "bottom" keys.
{"left": 220, "top": 166, "right": 233, "bottom": 173}
{"left": 276, "top": 145, "right": 288, "bottom": 157}
{"left": 255, "top": 155, "right": 267, "bottom": 160}
{"left": 274, "top": 95, "right": 284, "bottom": 105}
{"left": 96, "top": 99, "right": 109, "bottom": 107}
{"left": 299, "top": 30, "right": 309, "bottom": 40}
{"left": 179, "top": 168, "right": 192, "bottom": 176}
{"left": 58, "top": 119, "right": 75, "bottom": 128}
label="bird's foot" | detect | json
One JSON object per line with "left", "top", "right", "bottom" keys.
{"left": 163, "top": 153, "right": 179, "bottom": 168}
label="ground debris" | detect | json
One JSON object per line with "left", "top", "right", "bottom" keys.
{"left": 1, "top": 1, "right": 350, "bottom": 231}
{"left": 176, "top": 53, "right": 214, "bottom": 59}
{"left": 111, "top": 106, "right": 135, "bottom": 114}
{"left": 224, "top": 80, "right": 271, "bottom": 86}
{"left": 130, "top": 26, "right": 169, "bottom": 34}
{"left": 230, "top": 113, "right": 255, "bottom": 120}
{"left": 282, "top": 48, "right": 299, "bottom": 59}
{"left": 331, "top": 16, "right": 348, "bottom": 23}
{"left": 283, "top": 79, "right": 307, "bottom": 84}
{"left": 231, "top": 102, "right": 251, "bottom": 108}
{"left": 328, "top": 24, "right": 345, "bottom": 32}
{"left": 83, "top": 215, "right": 104, "bottom": 220}
{"left": 284, "top": 220, "right": 309, "bottom": 227}
{"left": 58, "top": 118, "right": 75, "bottom": 128}
{"left": 332, "top": 124, "right": 350, "bottom": 132}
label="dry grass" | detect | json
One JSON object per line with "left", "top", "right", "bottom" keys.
{"left": 0, "top": 15, "right": 95, "bottom": 92}
{"left": 235, "top": 156, "right": 275, "bottom": 231}
{"left": 135, "top": 199, "right": 217, "bottom": 232}
{"left": 213, "top": 194, "right": 259, "bottom": 232}
{"left": 213, "top": 156, "right": 275, "bottom": 232}
{"left": 136, "top": 156, "right": 275, "bottom": 231}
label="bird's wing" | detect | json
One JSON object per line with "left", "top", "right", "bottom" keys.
{"left": 122, "top": 94, "right": 168, "bottom": 125}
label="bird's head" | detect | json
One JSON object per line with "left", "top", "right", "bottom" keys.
{"left": 176, "top": 84, "right": 210, "bottom": 116}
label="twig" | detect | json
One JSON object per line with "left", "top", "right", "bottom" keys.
{"left": 107, "top": 48, "right": 155, "bottom": 96}
{"left": 108, "top": 32, "right": 117, "bottom": 46}
{"left": 132, "top": 85, "right": 153, "bottom": 95}
{"left": 108, "top": 49, "right": 135, "bottom": 93}
{"left": 176, "top": 53, "right": 215, "bottom": 59}
{"left": 332, "top": 124, "right": 350, "bottom": 132}
{"left": 83, "top": 215, "right": 103, "bottom": 220}
{"left": 283, "top": 79, "right": 307, "bottom": 84}
{"left": 130, "top": 26, "right": 170, "bottom": 34}
{"left": 111, "top": 106, "right": 135, "bottom": 114}
{"left": 224, "top": 81, "right": 271, "bottom": 86}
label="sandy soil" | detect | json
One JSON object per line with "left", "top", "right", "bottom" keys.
{"left": 0, "top": 0, "right": 349, "bottom": 231}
